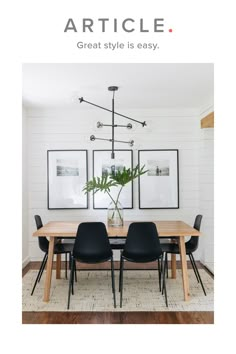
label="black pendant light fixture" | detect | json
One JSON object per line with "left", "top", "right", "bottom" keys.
{"left": 79, "top": 86, "right": 146, "bottom": 159}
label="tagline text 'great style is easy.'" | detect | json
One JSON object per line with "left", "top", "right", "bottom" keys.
{"left": 77, "top": 42, "right": 159, "bottom": 51}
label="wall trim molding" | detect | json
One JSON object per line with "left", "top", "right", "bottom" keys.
{"left": 202, "top": 262, "right": 214, "bottom": 275}
{"left": 22, "top": 256, "right": 30, "bottom": 269}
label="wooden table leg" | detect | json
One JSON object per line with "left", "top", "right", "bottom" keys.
{"left": 55, "top": 239, "right": 61, "bottom": 279}
{"left": 171, "top": 254, "right": 177, "bottom": 278}
{"left": 170, "top": 238, "right": 177, "bottom": 278}
{"left": 178, "top": 237, "right": 190, "bottom": 301}
{"left": 56, "top": 254, "right": 61, "bottom": 279}
{"left": 43, "top": 237, "right": 55, "bottom": 302}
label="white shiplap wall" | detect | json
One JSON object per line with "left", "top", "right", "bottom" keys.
{"left": 24, "top": 106, "right": 206, "bottom": 262}
{"left": 199, "top": 126, "right": 214, "bottom": 272}
{"left": 22, "top": 105, "right": 29, "bottom": 267}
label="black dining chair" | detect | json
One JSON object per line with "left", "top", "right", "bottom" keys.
{"left": 161, "top": 215, "right": 206, "bottom": 295}
{"left": 67, "top": 222, "right": 116, "bottom": 309}
{"left": 119, "top": 222, "right": 168, "bottom": 308}
{"left": 31, "top": 215, "right": 75, "bottom": 296}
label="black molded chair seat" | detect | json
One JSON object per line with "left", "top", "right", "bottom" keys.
{"left": 35, "top": 237, "right": 74, "bottom": 255}
{"left": 73, "top": 253, "right": 112, "bottom": 264}
{"left": 73, "top": 226, "right": 113, "bottom": 263}
{"left": 122, "top": 223, "right": 163, "bottom": 260}
{"left": 161, "top": 239, "right": 198, "bottom": 255}
{"left": 160, "top": 242, "right": 179, "bottom": 254}
{"left": 67, "top": 222, "right": 116, "bottom": 309}
{"left": 161, "top": 215, "right": 206, "bottom": 296}
{"left": 31, "top": 215, "right": 75, "bottom": 296}
{"left": 119, "top": 222, "right": 168, "bottom": 308}
{"left": 54, "top": 242, "right": 74, "bottom": 254}
{"left": 122, "top": 252, "right": 162, "bottom": 263}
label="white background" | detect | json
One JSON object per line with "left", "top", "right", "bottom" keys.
{"left": 1, "top": 0, "right": 235, "bottom": 352}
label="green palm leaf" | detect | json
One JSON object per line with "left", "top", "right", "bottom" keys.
{"left": 83, "top": 164, "right": 148, "bottom": 193}
{"left": 110, "top": 165, "right": 148, "bottom": 186}
{"left": 83, "top": 173, "right": 118, "bottom": 194}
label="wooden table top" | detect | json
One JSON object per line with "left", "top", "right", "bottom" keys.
{"left": 33, "top": 221, "right": 201, "bottom": 238}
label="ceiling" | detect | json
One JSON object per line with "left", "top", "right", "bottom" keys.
{"left": 22, "top": 63, "right": 213, "bottom": 110}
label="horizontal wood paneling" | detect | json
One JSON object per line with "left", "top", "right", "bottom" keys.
{"left": 199, "top": 127, "right": 214, "bottom": 270}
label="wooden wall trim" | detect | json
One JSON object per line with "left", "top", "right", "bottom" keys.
{"left": 201, "top": 112, "right": 214, "bottom": 128}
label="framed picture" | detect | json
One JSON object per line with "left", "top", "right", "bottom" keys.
{"left": 138, "top": 149, "right": 179, "bottom": 209}
{"left": 93, "top": 150, "right": 133, "bottom": 209}
{"left": 47, "top": 150, "right": 88, "bottom": 209}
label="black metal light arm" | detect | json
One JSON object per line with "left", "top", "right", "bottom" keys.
{"left": 90, "top": 135, "right": 134, "bottom": 146}
{"left": 82, "top": 86, "right": 141, "bottom": 159}
{"left": 97, "top": 122, "right": 132, "bottom": 129}
{"left": 79, "top": 97, "right": 146, "bottom": 127}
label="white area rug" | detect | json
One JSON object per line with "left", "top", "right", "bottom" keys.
{"left": 22, "top": 269, "right": 214, "bottom": 312}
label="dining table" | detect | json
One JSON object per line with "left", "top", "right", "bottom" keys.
{"left": 32, "top": 220, "right": 201, "bottom": 302}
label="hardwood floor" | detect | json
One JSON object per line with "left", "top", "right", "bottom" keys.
{"left": 22, "top": 261, "right": 214, "bottom": 324}
{"left": 22, "top": 311, "right": 213, "bottom": 324}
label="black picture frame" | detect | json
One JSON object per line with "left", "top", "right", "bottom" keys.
{"left": 47, "top": 150, "right": 88, "bottom": 209}
{"left": 138, "top": 149, "right": 179, "bottom": 209}
{"left": 92, "top": 150, "right": 133, "bottom": 209}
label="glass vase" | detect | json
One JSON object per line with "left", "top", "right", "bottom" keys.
{"left": 107, "top": 200, "right": 124, "bottom": 227}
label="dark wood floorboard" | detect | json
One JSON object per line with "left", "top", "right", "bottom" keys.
{"left": 22, "top": 311, "right": 214, "bottom": 324}
{"left": 22, "top": 261, "right": 214, "bottom": 324}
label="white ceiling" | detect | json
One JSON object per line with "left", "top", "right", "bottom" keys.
{"left": 22, "top": 63, "right": 213, "bottom": 110}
